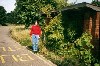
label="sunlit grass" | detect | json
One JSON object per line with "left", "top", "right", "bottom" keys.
{"left": 10, "top": 25, "right": 32, "bottom": 46}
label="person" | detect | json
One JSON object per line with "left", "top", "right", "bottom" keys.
{"left": 30, "top": 20, "right": 42, "bottom": 52}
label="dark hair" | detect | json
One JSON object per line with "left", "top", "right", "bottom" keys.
{"left": 31, "top": 20, "right": 37, "bottom": 24}
{"left": 32, "top": 20, "right": 39, "bottom": 25}
{"left": 35, "top": 20, "right": 39, "bottom": 23}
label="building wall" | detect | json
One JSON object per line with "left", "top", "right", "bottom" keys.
{"left": 84, "top": 11, "right": 99, "bottom": 39}
{"left": 92, "top": 12, "right": 100, "bottom": 59}
{"left": 84, "top": 11, "right": 100, "bottom": 58}
{"left": 95, "top": 12, "right": 100, "bottom": 38}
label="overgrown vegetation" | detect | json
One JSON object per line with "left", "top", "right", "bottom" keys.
{"left": 42, "top": 10, "right": 99, "bottom": 65}
{"left": 10, "top": 26, "right": 31, "bottom": 46}
{"left": 14, "top": 0, "right": 67, "bottom": 28}
{"left": 10, "top": 25, "right": 100, "bottom": 66}
{"left": 44, "top": 14, "right": 64, "bottom": 51}
{"left": 9, "top": 0, "right": 100, "bottom": 66}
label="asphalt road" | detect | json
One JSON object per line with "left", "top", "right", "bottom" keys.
{"left": 0, "top": 26, "right": 56, "bottom": 66}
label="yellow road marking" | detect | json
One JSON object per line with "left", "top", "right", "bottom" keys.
{"left": 0, "top": 54, "right": 34, "bottom": 64}
{"left": 8, "top": 47, "right": 16, "bottom": 51}
{"left": 17, "top": 55, "right": 28, "bottom": 61}
{"left": 14, "top": 46, "right": 21, "bottom": 50}
{"left": 21, "top": 54, "right": 34, "bottom": 60}
{"left": 12, "top": 55, "right": 18, "bottom": 62}
{"left": 0, "top": 56, "right": 5, "bottom": 63}
{"left": 0, "top": 47, "right": 6, "bottom": 51}
{"left": 27, "top": 55, "right": 34, "bottom": 60}
{"left": 21, "top": 54, "right": 28, "bottom": 55}
{"left": 0, "top": 55, "right": 6, "bottom": 63}
{"left": 3, "top": 47, "right": 6, "bottom": 51}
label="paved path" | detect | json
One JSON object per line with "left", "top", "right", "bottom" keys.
{"left": 0, "top": 26, "right": 56, "bottom": 66}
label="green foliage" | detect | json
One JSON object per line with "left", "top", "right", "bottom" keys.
{"left": 45, "top": 14, "right": 64, "bottom": 51}
{"left": 14, "top": 0, "right": 68, "bottom": 28}
{"left": 41, "top": 4, "right": 55, "bottom": 18}
{"left": 12, "top": 1, "right": 99, "bottom": 66}
{"left": 92, "top": 1, "right": 100, "bottom": 6}
{"left": 56, "top": 32, "right": 95, "bottom": 66}
{"left": 55, "top": 0, "right": 68, "bottom": 10}
{"left": 0, "top": 6, "right": 6, "bottom": 25}
{"left": 74, "top": 33, "right": 94, "bottom": 66}
{"left": 66, "top": 28, "right": 76, "bottom": 42}
{"left": 15, "top": 0, "right": 57, "bottom": 28}
{"left": 11, "top": 25, "right": 99, "bottom": 66}
{"left": 6, "top": 11, "right": 18, "bottom": 24}
{"left": 15, "top": 0, "right": 41, "bottom": 28}
{"left": 94, "top": 63, "right": 100, "bottom": 66}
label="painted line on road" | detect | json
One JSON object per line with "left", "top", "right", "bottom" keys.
{"left": 12, "top": 55, "right": 18, "bottom": 62}
{"left": 0, "top": 55, "right": 8, "bottom": 64}
{"left": 0, "top": 47, "right": 6, "bottom": 51}
{"left": 3, "top": 47, "right": 6, "bottom": 51}
{"left": 27, "top": 55, "right": 34, "bottom": 60}
{"left": 19, "top": 54, "right": 34, "bottom": 61}
{"left": 17, "top": 55, "right": 28, "bottom": 61}
{"left": 8, "top": 47, "right": 16, "bottom": 51}
{"left": 0, "top": 55, "right": 5, "bottom": 63}
{"left": 14, "top": 45, "right": 22, "bottom": 50}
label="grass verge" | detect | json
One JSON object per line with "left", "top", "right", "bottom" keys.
{"left": 10, "top": 25, "right": 32, "bottom": 46}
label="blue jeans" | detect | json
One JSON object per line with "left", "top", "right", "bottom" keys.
{"left": 32, "top": 34, "right": 39, "bottom": 51}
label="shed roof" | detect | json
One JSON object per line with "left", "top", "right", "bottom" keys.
{"left": 62, "top": 2, "right": 100, "bottom": 12}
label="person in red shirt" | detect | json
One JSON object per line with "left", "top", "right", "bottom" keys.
{"left": 30, "top": 20, "right": 42, "bottom": 52}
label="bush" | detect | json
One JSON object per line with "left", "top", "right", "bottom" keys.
{"left": 10, "top": 26, "right": 99, "bottom": 66}
{"left": 45, "top": 14, "right": 64, "bottom": 51}
{"left": 56, "top": 32, "right": 97, "bottom": 66}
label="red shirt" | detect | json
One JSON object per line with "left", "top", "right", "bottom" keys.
{"left": 30, "top": 25, "right": 41, "bottom": 36}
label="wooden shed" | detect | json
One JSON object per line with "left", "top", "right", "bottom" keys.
{"left": 61, "top": 2, "right": 100, "bottom": 58}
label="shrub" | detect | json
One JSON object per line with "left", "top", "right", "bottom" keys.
{"left": 57, "top": 32, "right": 95, "bottom": 66}
{"left": 45, "top": 14, "right": 64, "bottom": 51}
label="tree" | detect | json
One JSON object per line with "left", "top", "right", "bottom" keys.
{"left": 92, "top": 0, "right": 100, "bottom": 6}
{"left": 55, "top": 0, "right": 68, "bottom": 10}
{"left": 0, "top": 6, "right": 6, "bottom": 25}
{"left": 15, "top": 0, "right": 46, "bottom": 28}
{"left": 6, "top": 11, "right": 17, "bottom": 24}
{"left": 14, "top": 0, "right": 68, "bottom": 28}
